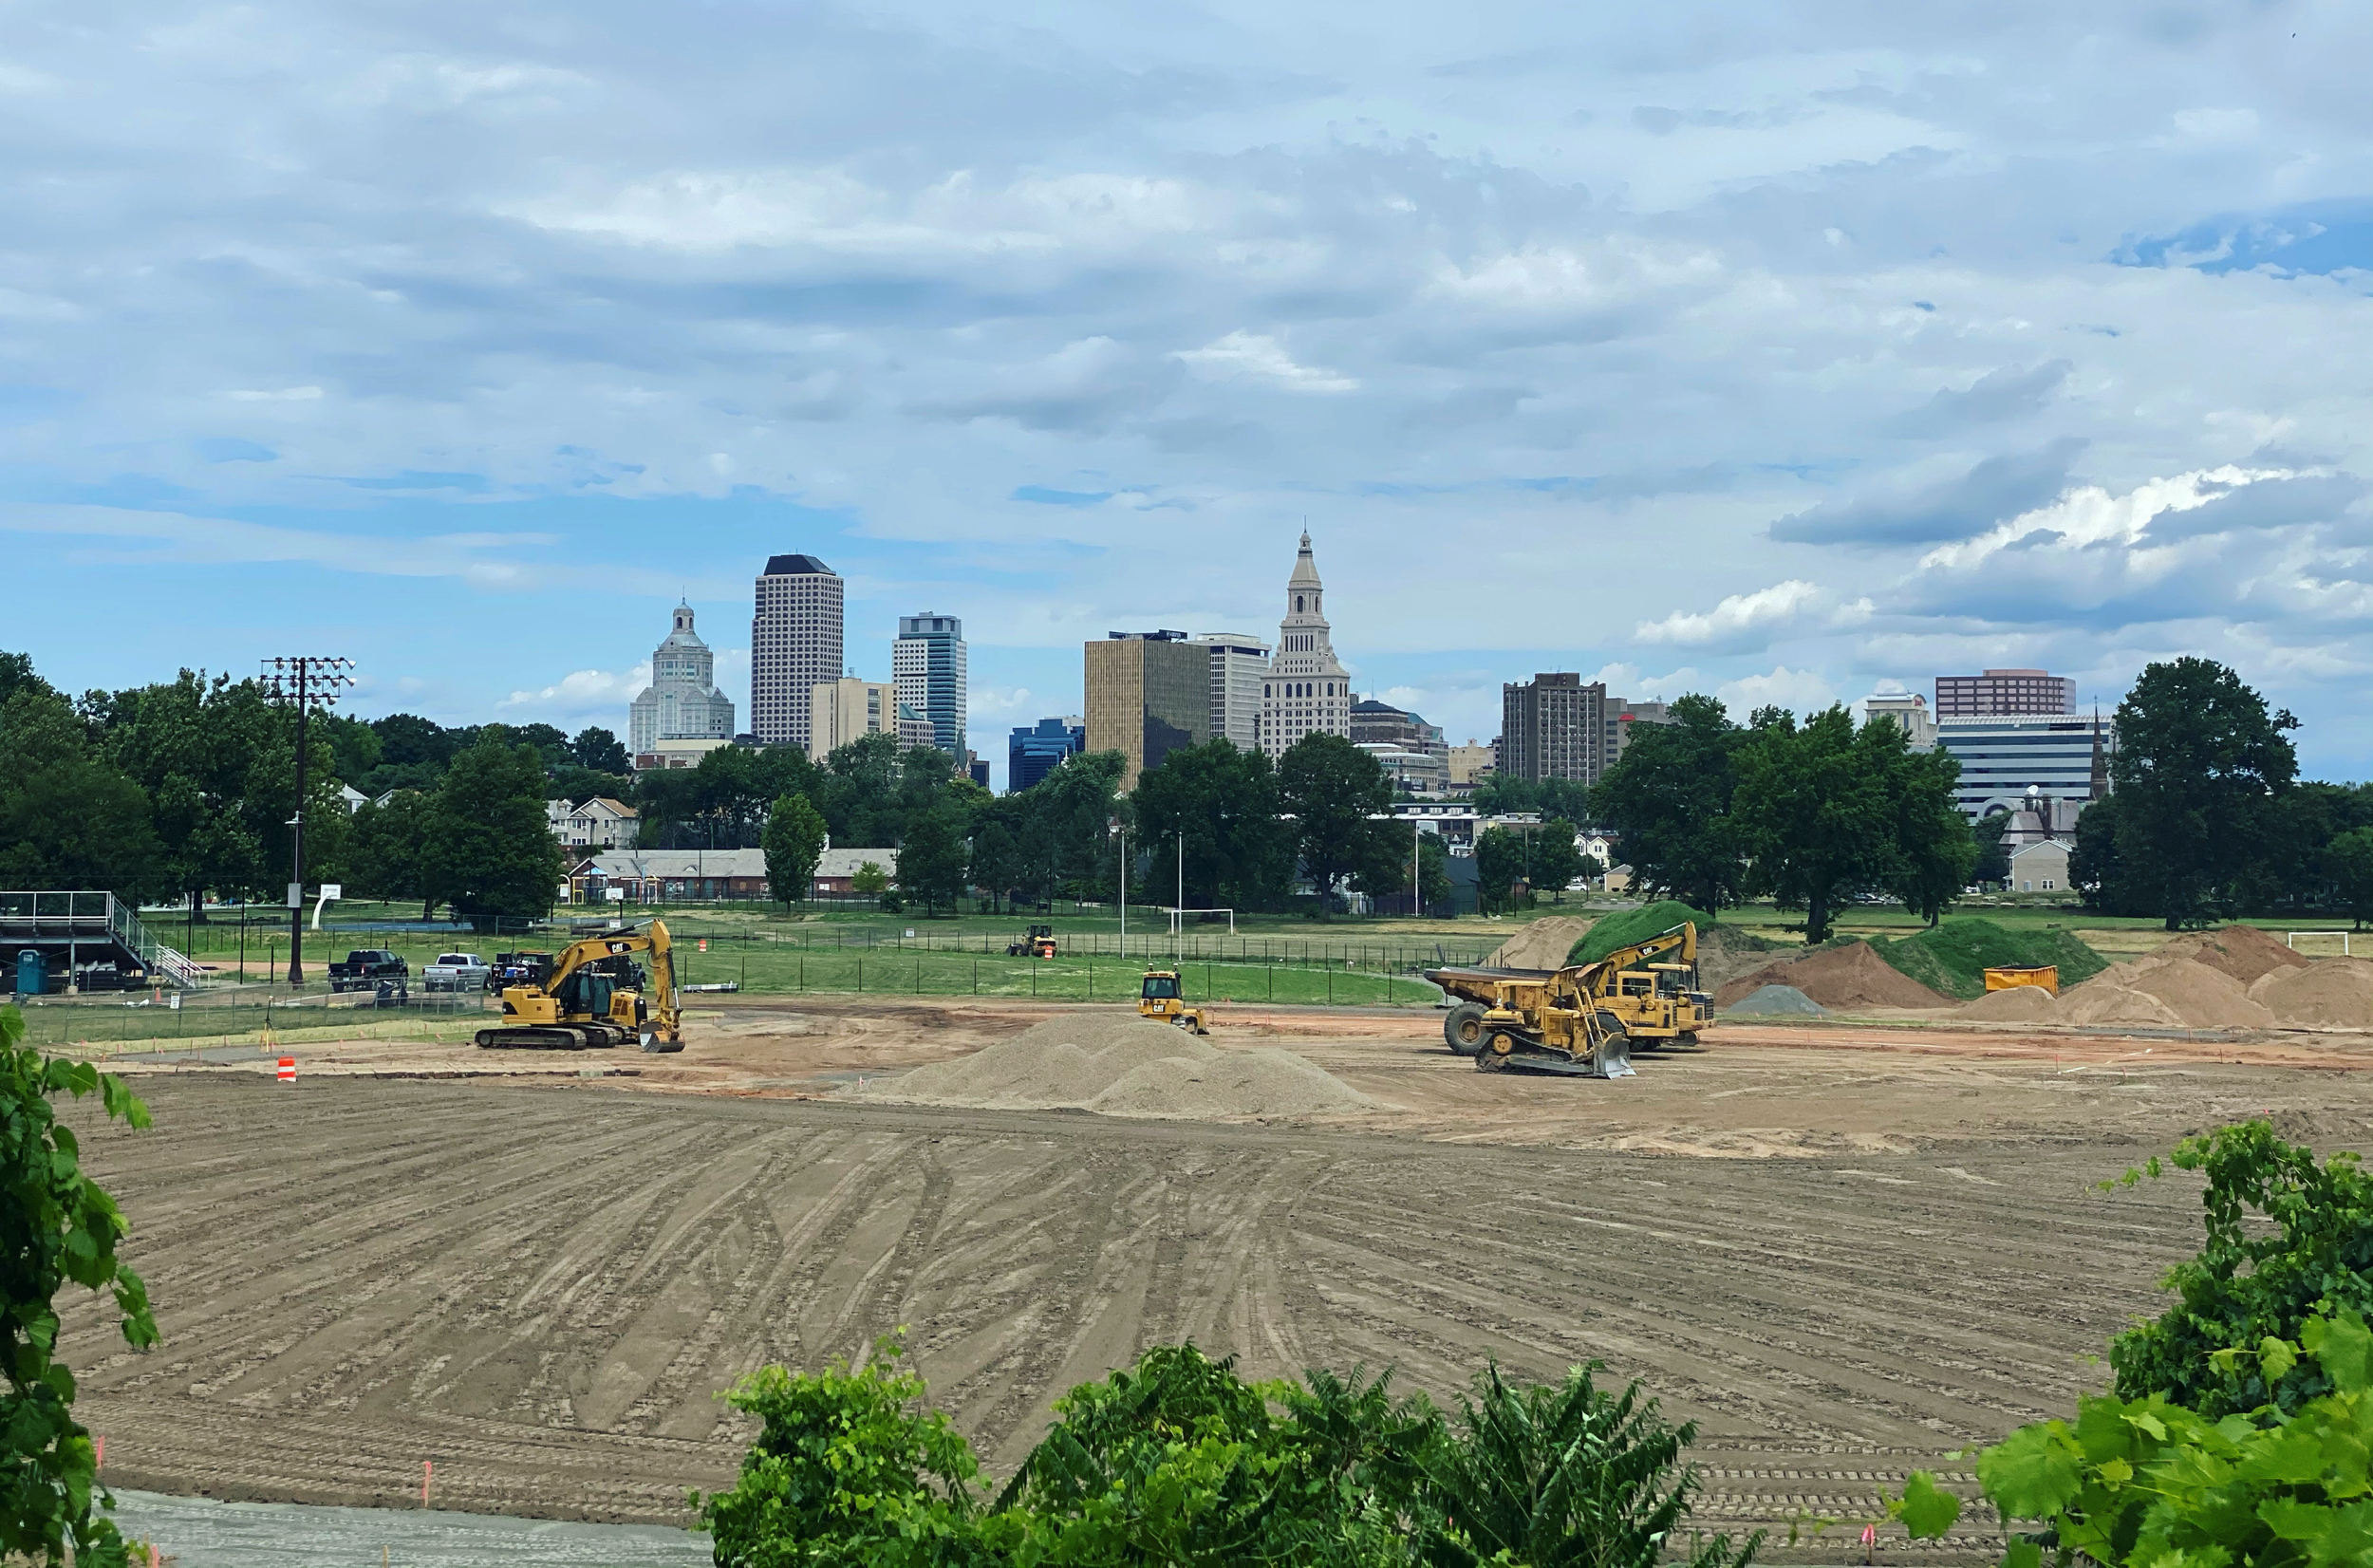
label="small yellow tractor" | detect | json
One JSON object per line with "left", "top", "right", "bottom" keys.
{"left": 476, "top": 921, "right": 682, "bottom": 1052}
{"left": 1005, "top": 924, "right": 1057, "bottom": 959}
{"left": 1138, "top": 969, "right": 1208, "bottom": 1035}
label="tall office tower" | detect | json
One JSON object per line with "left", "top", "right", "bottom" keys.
{"left": 1500, "top": 673, "right": 1610, "bottom": 783}
{"left": 1190, "top": 633, "right": 1270, "bottom": 750}
{"left": 1085, "top": 631, "right": 1209, "bottom": 790}
{"left": 1257, "top": 532, "right": 1351, "bottom": 759}
{"left": 1934, "top": 668, "right": 2076, "bottom": 718}
{"left": 892, "top": 612, "right": 967, "bottom": 758}
{"left": 751, "top": 554, "right": 844, "bottom": 751}
{"left": 1937, "top": 713, "right": 2116, "bottom": 820}
{"left": 1603, "top": 698, "right": 1674, "bottom": 771}
{"left": 1008, "top": 716, "right": 1086, "bottom": 793}
{"left": 807, "top": 678, "right": 895, "bottom": 761}
{"left": 627, "top": 604, "right": 737, "bottom": 758}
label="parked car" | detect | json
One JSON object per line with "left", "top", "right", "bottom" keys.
{"left": 327, "top": 949, "right": 408, "bottom": 993}
{"left": 422, "top": 952, "right": 491, "bottom": 993}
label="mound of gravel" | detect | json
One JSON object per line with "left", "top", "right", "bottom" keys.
{"left": 1713, "top": 942, "right": 1953, "bottom": 1011}
{"left": 1955, "top": 984, "right": 2062, "bottom": 1022}
{"left": 867, "top": 1014, "right": 1375, "bottom": 1120}
{"left": 1724, "top": 984, "right": 1824, "bottom": 1017}
{"left": 2065, "top": 954, "right": 2273, "bottom": 1030}
{"left": 2250, "top": 959, "right": 2373, "bottom": 1030}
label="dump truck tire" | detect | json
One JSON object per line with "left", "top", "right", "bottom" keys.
{"left": 1444, "top": 1002, "right": 1488, "bottom": 1056}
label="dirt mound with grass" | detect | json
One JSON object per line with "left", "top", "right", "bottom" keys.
{"left": 1870, "top": 919, "right": 2109, "bottom": 999}
{"left": 2250, "top": 959, "right": 2373, "bottom": 1030}
{"left": 1713, "top": 941, "right": 1953, "bottom": 1011}
{"left": 1954, "top": 984, "right": 2062, "bottom": 1022}
{"left": 1567, "top": 902, "right": 1710, "bottom": 965}
{"left": 865, "top": 1013, "right": 1375, "bottom": 1120}
{"left": 1482, "top": 916, "right": 1595, "bottom": 971}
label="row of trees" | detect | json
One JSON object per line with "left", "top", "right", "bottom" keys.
{"left": 1589, "top": 694, "right": 1973, "bottom": 941}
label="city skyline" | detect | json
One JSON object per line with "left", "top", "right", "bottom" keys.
{"left": 8, "top": 3, "right": 2366, "bottom": 786}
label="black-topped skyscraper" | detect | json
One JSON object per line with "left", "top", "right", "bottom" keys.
{"left": 752, "top": 554, "right": 844, "bottom": 752}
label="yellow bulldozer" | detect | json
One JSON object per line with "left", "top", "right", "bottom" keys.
{"left": 1424, "top": 922, "right": 1712, "bottom": 1077}
{"left": 476, "top": 920, "right": 683, "bottom": 1052}
{"left": 1137, "top": 969, "right": 1209, "bottom": 1035}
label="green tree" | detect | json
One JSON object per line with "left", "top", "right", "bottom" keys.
{"left": 570, "top": 726, "right": 631, "bottom": 774}
{"left": 0, "top": 687, "right": 162, "bottom": 902}
{"left": 1970, "top": 810, "right": 2012, "bottom": 887}
{"left": 761, "top": 793, "right": 828, "bottom": 905}
{"left": 1358, "top": 827, "right": 1452, "bottom": 915}
{"left": 0, "top": 1003, "right": 160, "bottom": 1568}
{"left": 1529, "top": 819, "right": 1590, "bottom": 904}
{"left": 850, "top": 861, "right": 890, "bottom": 899}
{"left": 347, "top": 790, "right": 438, "bottom": 917}
{"left": 2110, "top": 657, "right": 2301, "bottom": 930}
{"left": 100, "top": 671, "right": 272, "bottom": 918}
{"left": 425, "top": 729, "right": 567, "bottom": 932}
{"left": 1474, "top": 826, "right": 1529, "bottom": 914}
{"left": 2070, "top": 793, "right": 2130, "bottom": 912}
{"left": 1878, "top": 740, "right": 1975, "bottom": 926}
{"left": 967, "top": 819, "right": 1022, "bottom": 914}
{"left": 1277, "top": 734, "right": 1392, "bottom": 920}
{"left": 1130, "top": 740, "right": 1293, "bottom": 912}
{"left": 1589, "top": 694, "right": 1747, "bottom": 917}
{"left": 897, "top": 808, "right": 971, "bottom": 915}
{"left": 1728, "top": 706, "right": 1891, "bottom": 944}
{"left": 2329, "top": 826, "right": 2373, "bottom": 929}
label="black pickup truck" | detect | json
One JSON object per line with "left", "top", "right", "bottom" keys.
{"left": 327, "top": 949, "right": 408, "bottom": 992}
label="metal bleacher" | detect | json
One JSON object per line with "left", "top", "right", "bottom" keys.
{"left": 0, "top": 891, "right": 202, "bottom": 995}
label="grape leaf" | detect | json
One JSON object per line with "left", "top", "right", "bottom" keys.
{"left": 1979, "top": 1425, "right": 2085, "bottom": 1520}
{"left": 1893, "top": 1470, "right": 1962, "bottom": 1540}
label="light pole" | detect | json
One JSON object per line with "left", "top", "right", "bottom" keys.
{"left": 260, "top": 656, "right": 355, "bottom": 988}
{"left": 1109, "top": 815, "right": 1126, "bottom": 961}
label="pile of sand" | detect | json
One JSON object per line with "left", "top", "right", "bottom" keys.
{"left": 2052, "top": 927, "right": 2305, "bottom": 1030}
{"left": 1713, "top": 942, "right": 1953, "bottom": 1011}
{"left": 1955, "top": 984, "right": 2062, "bottom": 1022}
{"left": 1725, "top": 984, "right": 1824, "bottom": 1017}
{"left": 1482, "top": 916, "right": 1595, "bottom": 972}
{"left": 865, "top": 1014, "right": 1375, "bottom": 1120}
{"left": 2250, "top": 959, "right": 2373, "bottom": 1030}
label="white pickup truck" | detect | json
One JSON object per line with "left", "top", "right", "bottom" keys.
{"left": 421, "top": 952, "right": 492, "bottom": 993}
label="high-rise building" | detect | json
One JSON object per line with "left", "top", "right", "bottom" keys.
{"left": 1935, "top": 713, "right": 2115, "bottom": 819}
{"left": 1501, "top": 674, "right": 1611, "bottom": 783}
{"left": 752, "top": 554, "right": 844, "bottom": 751}
{"left": 1447, "top": 740, "right": 1496, "bottom": 787}
{"left": 1258, "top": 532, "right": 1351, "bottom": 759}
{"left": 627, "top": 605, "right": 736, "bottom": 760}
{"left": 1862, "top": 691, "right": 1938, "bottom": 750}
{"left": 1190, "top": 633, "right": 1269, "bottom": 751}
{"left": 1934, "top": 668, "right": 2076, "bottom": 718}
{"left": 1085, "top": 631, "right": 1209, "bottom": 790}
{"left": 808, "top": 678, "right": 895, "bottom": 760}
{"left": 892, "top": 612, "right": 967, "bottom": 759}
{"left": 1009, "top": 716, "right": 1086, "bottom": 793}
{"left": 1605, "top": 699, "right": 1674, "bottom": 771}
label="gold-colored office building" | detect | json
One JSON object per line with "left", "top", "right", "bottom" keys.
{"left": 1083, "top": 631, "right": 1210, "bottom": 790}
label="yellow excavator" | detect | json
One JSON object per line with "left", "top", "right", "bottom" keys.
{"left": 1138, "top": 970, "right": 1209, "bottom": 1035}
{"left": 475, "top": 921, "right": 683, "bottom": 1053}
{"left": 1424, "top": 922, "right": 1712, "bottom": 1077}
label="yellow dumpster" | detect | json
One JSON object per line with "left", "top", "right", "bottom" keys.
{"left": 1983, "top": 964, "right": 2060, "bottom": 997}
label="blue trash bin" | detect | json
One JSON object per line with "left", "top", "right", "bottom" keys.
{"left": 13, "top": 950, "right": 42, "bottom": 998}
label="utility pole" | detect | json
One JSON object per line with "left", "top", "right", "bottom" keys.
{"left": 260, "top": 657, "right": 355, "bottom": 988}
{"left": 1110, "top": 815, "right": 1127, "bottom": 961}
{"left": 1176, "top": 830, "right": 1185, "bottom": 964}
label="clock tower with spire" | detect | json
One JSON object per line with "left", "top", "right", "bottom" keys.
{"left": 1258, "top": 532, "right": 1352, "bottom": 759}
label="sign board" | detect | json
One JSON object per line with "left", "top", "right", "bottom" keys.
{"left": 605, "top": 887, "right": 626, "bottom": 902}
{"left": 286, "top": 883, "right": 304, "bottom": 908}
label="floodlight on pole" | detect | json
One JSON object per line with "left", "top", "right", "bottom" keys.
{"left": 260, "top": 656, "right": 357, "bottom": 988}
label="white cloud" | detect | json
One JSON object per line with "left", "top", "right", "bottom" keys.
{"left": 1172, "top": 331, "right": 1357, "bottom": 393}
{"left": 499, "top": 664, "right": 648, "bottom": 715}
{"left": 1716, "top": 665, "right": 1839, "bottom": 718}
{"left": 1633, "top": 580, "right": 1871, "bottom": 646}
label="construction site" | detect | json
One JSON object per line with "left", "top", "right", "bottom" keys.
{"left": 45, "top": 911, "right": 2373, "bottom": 1561}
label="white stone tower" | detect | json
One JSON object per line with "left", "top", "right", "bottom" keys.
{"left": 1257, "top": 532, "right": 1351, "bottom": 759}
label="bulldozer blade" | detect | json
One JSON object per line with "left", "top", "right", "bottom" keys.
{"left": 1595, "top": 1034, "right": 1635, "bottom": 1078}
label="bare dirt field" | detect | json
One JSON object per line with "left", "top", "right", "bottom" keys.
{"left": 62, "top": 993, "right": 2373, "bottom": 1560}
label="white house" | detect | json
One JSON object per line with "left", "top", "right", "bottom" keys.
{"left": 547, "top": 796, "right": 641, "bottom": 849}
{"left": 2009, "top": 839, "right": 2071, "bottom": 894}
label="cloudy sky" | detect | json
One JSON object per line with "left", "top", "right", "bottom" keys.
{"left": 7, "top": 0, "right": 2370, "bottom": 784}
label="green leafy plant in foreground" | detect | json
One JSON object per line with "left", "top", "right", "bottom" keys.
{"left": 699, "top": 1338, "right": 1762, "bottom": 1568}
{"left": 0, "top": 1002, "right": 158, "bottom": 1568}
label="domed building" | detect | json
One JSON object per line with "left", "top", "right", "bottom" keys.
{"left": 627, "top": 604, "right": 736, "bottom": 758}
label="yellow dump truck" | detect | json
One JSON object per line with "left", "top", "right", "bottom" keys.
{"left": 1425, "top": 922, "right": 1711, "bottom": 1077}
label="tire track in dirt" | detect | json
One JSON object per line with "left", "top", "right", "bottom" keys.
{"left": 65, "top": 1077, "right": 2214, "bottom": 1557}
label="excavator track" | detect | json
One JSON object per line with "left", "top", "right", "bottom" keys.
{"left": 476, "top": 1026, "right": 619, "bottom": 1050}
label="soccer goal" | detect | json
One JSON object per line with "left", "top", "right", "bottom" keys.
{"left": 1165, "top": 907, "right": 1237, "bottom": 937}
